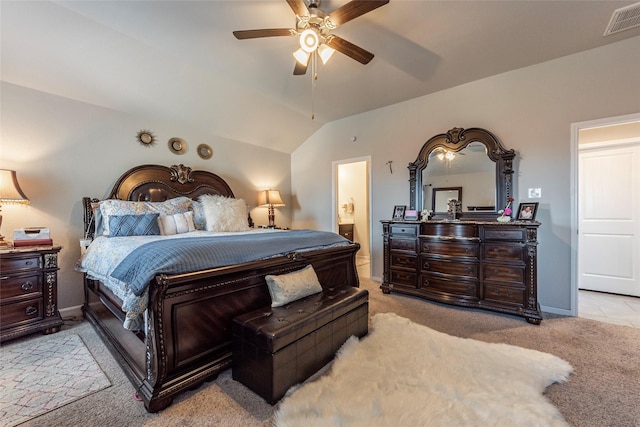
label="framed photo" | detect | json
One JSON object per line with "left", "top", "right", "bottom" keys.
{"left": 392, "top": 205, "right": 406, "bottom": 220}
{"left": 517, "top": 202, "right": 538, "bottom": 221}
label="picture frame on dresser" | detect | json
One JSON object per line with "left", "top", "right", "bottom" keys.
{"left": 392, "top": 205, "right": 406, "bottom": 220}
{"left": 517, "top": 202, "right": 538, "bottom": 221}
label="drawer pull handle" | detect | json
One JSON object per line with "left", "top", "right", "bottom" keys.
{"left": 423, "top": 262, "right": 430, "bottom": 270}
{"left": 465, "top": 267, "right": 472, "bottom": 274}
{"left": 25, "top": 306, "right": 38, "bottom": 316}
{"left": 21, "top": 281, "right": 34, "bottom": 291}
{"left": 494, "top": 269, "right": 500, "bottom": 274}
{"left": 424, "top": 246, "right": 430, "bottom": 252}
{"left": 25, "top": 261, "right": 34, "bottom": 266}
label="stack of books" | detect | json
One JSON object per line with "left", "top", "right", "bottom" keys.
{"left": 13, "top": 227, "right": 52, "bottom": 247}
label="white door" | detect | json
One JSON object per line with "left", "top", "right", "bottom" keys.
{"left": 578, "top": 141, "right": 640, "bottom": 296}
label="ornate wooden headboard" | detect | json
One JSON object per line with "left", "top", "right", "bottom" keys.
{"left": 83, "top": 164, "right": 250, "bottom": 238}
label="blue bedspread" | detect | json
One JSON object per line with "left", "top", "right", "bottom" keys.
{"left": 110, "top": 229, "right": 349, "bottom": 296}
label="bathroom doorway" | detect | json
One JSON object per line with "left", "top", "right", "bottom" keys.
{"left": 334, "top": 157, "right": 371, "bottom": 278}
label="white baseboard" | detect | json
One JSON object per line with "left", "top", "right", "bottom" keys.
{"left": 540, "top": 305, "right": 573, "bottom": 317}
{"left": 60, "top": 305, "right": 83, "bottom": 320}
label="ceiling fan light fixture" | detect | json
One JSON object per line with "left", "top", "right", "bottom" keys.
{"left": 293, "top": 48, "right": 310, "bottom": 66}
{"left": 299, "top": 28, "right": 319, "bottom": 53}
{"left": 317, "top": 43, "right": 335, "bottom": 64}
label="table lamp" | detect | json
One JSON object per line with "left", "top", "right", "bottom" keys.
{"left": 258, "top": 189, "right": 285, "bottom": 228}
{"left": 0, "top": 169, "right": 30, "bottom": 246}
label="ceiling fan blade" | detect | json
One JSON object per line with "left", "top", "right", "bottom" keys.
{"left": 326, "top": 35, "right": 374, "bottom": 65}
{"left": 286, "top": 0, "right": 308, "bottom": 17}
{"left": 293, "top": 61, "right": 308, "bottom": 75}
{"left": 233, "top": 28, "right": 294, "bottom": 40}
{"left": 327, "top": 0, "right": 389, "bottom": 28}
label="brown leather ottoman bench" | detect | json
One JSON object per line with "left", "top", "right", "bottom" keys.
{"left": 231, "top": 285, "right": 368, "bottom": 404}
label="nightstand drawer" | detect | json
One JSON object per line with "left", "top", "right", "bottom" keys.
{"left": 0, "top": 255, "right": 41, "bottom": 272}
{"left": 0, "top": 274, "right": 43, "bottom": 300}
{"left": 0, "top": 299, "right": 43, "bottom": 329}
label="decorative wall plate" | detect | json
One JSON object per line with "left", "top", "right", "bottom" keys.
{"left": 137, "top": 130, "right": 156, "bottom": 147}
{"left": 168, "top": 137, "right": 187, "bottom": 155}
{"left": 197, "top": 144, "right": 213, "bottom": 159}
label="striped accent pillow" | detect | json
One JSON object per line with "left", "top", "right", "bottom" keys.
{"left": 108, "top": 213, "right": 160, "bottom": 237}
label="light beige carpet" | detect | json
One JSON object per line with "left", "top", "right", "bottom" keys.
{"left": 16, "top": 277, "right": 640, "bottom": 427}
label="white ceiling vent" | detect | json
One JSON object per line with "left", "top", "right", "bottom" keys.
{"left": 604, "top": 2, "right": 640, "bottom": 36}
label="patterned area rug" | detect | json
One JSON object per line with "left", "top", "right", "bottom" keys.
{"left": 0, "top": 333, "right": 111, "bottom": 427}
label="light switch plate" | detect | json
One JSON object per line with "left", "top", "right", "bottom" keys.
{"left": 528, "top": 188, "right": 542, "bottom": 199}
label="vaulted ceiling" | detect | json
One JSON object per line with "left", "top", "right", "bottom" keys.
{"left": 2, "top": 1, "right": 639, "bottom": 153}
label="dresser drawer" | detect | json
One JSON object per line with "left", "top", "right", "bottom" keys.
{"left": 390, "top": 224, "right": 418, "bottom": 237}
{"left": 421, "top": 241, "right": 478, "bottom": 258}
{"left": 0, "top": 299, "right": 43, "bottom": 329}
{"left": 483, "top": 264, "right": 524, "bottom": 283}
{"left": 421, "top": 275, "right": 478, "bottom": 299}
{"left": 0, "top": 274, "right": 43, "bottom": 300}
{"left": 391, "top": 253, "right": 417, "bottom": 269}
{"left": 483, "top": 243, "right": 524, "bottom": 262}
{"left": 391, "top": 238, "right": 417, "bottom": 252}
{"left": 390, "top": 270, "right": 417, "bottom": 287}
{"left": 421, "top": 258, "right": 478, "bottom": 278}
{"left": 0, "top": 255, "right": 41, "bottom": 273}
{"left": 484, "top": 283, "right": 525, "bottom": 306}
{"left": 483, "top": 227, "right": 525, "bottom": 241}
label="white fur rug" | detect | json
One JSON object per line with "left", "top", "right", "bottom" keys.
{"left": 274, "top": 313, "right": 572, "bottom": 427}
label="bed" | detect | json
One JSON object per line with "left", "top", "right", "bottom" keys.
{"left": 80, "top": 163, "right": 360, "bottom": 412}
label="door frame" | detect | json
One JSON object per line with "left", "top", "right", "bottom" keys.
{"left": 332, "top": 156, "right": 372, "bottom": 269}
{"left": 570, "top": 112, "right": 640, "bottom": 316}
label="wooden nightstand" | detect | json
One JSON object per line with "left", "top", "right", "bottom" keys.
{"left": 0, "top": 244, "right": 64, "bottom": 342}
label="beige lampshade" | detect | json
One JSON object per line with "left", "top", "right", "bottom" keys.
{"left": 0, "top": 169, "right": 30, "bottom": 204}
{"left": 258, "top": 190, "right": 285, "bottom": 207}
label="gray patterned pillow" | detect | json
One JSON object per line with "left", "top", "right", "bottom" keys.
{"left": 108, "top": 213, "right": 160, "bottom": 237}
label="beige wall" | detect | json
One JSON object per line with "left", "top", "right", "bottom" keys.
{"left": 1, "top": 82, "right": 291, "bottom": 315}
{"left": 291, "top": 36, "right": 640, "bottom": 314}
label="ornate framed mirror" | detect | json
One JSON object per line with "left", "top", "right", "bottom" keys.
{"left": 408, "top": 127, "right": 515, "bottom": 220}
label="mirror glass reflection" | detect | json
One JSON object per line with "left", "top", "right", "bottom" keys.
{"left": 422, "top": 142, "right": 496, "bottom": 212}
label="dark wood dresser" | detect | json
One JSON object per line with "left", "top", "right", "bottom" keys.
{"left": 381, "top": 220, "right": 542, "bottom": 324}
{"left": 0, "top": 245, "right": 64, "bottom": 342}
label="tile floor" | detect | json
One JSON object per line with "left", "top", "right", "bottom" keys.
{"left": 578, "top": 290, "right": 640, "bottom": 328}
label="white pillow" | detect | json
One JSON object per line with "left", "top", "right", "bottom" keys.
{"left": 158, "top": 211, "right": 196, "bottom": 236}
{"left": 265, "top": 265, "right": 323, "bottom": 307}
{"left": 199, "top": 194, "right": 249, "bottom": 232}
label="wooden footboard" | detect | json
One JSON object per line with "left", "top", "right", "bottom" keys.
{"left": 83, "top": 243, "right": 360, "bottom": 412}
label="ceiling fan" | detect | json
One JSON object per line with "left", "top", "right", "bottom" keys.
{"left": 233, "top": 0, "right": 389, "bottom": 75}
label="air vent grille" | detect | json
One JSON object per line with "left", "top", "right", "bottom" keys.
{"left": 604, "top": 2, "right": 640, "bottom": 36}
